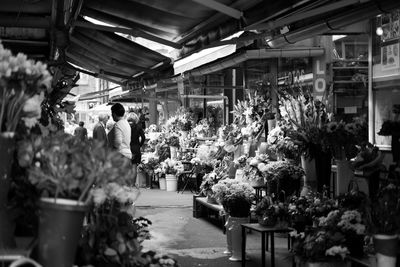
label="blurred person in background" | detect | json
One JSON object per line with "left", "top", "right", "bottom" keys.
{"left": 92, "top": 114, "right": 109, "bottom": 147}
{"left": 127, "top": 112, "right": 146, "bottom": 186}
{"left": 74, "top": 121, "right": 88, "bottom": 141}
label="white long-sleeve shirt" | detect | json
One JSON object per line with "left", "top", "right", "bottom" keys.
{"left": 113, "top": 119, "right": 132, "bottom": 159}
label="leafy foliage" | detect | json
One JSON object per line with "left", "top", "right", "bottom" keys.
{"left": 26, "top": 132, "right": 133, "bottom": 202}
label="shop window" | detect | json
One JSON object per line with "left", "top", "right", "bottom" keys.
{"left": 332, "top": 34, "right": 369, "bottom": 122}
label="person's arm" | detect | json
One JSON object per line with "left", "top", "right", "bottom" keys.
{"left": 114, "top": 122, "right": 123, "bottom": 149}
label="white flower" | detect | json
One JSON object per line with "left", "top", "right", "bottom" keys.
{"left": 325, "top": 246, "right": 349, "bottom": 260}
{"left": 91, "top": 188, "right": 107, "bottom": 205}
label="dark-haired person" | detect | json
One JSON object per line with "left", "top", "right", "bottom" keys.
{"left": 74, "top": 121, "right": 88, "bottom": 141}
{"left": 110, "top": 103, "right": 132, "bottom": 161}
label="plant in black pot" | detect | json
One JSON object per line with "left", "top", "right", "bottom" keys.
{"left": 365, "top": 184, "right": 400, "bottom": 267}
{"left": 25, "top": 133, "right": 134, "bottom": 267}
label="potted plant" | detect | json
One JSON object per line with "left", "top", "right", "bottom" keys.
{"left": 255, "top": 196, "right": 289, "bottom": 227}
{"left": 160, "top": 158, "right": 184, "bottom": 192}
{"left": 212, "top": 179, "right": 254, "bottom": 261}
{"left": 27, "top": 132, "right": 134, "bottom": 267}
{"left": 366, "top": 184, "right": 400, "bottom": 267}
{"left": 0, "top": 43, "right": 52, "bottom": 248}
{"left": 291, "top": 209, "right": 350, "bottom": 267}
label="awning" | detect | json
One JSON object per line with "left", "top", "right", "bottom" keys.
{"left": 187, "top": 47, "right": 324, "bottom": 76}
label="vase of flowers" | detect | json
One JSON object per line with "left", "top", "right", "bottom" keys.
{"left": 27, "top": 133, "right": 134, "bottom": 267}
{"left": 166, "top": 135, "right": 180, "bottom": 160}
{"left": 199, "top": 171, "right": 227, "bottom": 204}
{"left": 212, "top": 179, "right": 254, "bottom": 261}
{"left": 278, "top": 85, "right": 330, "bottom": 193}
{"left": 0, "top": 43, "right": 52, "bottom": 248}
{"left": 366, "top": 184, "right": 400, "bottom": 267}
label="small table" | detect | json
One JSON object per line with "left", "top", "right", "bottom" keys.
{"left": 241, "top": 223, "right": 292, "bottom": 267}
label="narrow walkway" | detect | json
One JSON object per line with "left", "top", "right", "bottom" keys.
{"left": 135, "top": 189, "right": 293, "bottom": 267}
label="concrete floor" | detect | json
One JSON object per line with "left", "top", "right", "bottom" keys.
{"left": 135, "top": 189, "right": 294, "bottom": 267}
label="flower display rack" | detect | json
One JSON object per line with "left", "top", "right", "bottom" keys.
{"left": 193, "top": 195, "right": 225, "bottom": 232}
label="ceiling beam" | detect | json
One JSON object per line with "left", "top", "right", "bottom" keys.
{"left": 0, "top": 39, "right": 49, "bottom": 46}
{"left": 0, "top": 13, "right": 50, "bottom": 28}
{"left": 72, "top": 20, "right": 182, "bottom": 49}
{"left": 190, "top": 0, "right": 243, "bottom": 19}
{"left": 50, "top": 0, "right": 58, "bottom": 60}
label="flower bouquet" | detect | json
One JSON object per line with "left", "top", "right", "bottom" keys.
{"left": 160, "top": 158, "right": 184, "bottom": 175}
{"left": 291, "top": 209, "right": 356, "bottom": 264}
{"left": 255, "top": 196, "right": 289, "bottom": 227}
{"left": 262, "top": 160, "right": 304, "bottom": 199}
{"left": 192, "top": 119, "right": 210, "bottom": 137}
{"left": 0, "top": 42, "right": 52, "bottom": 133}
{"left": 212, "top": 179, "right": 254, "bottom": 217}
{"left": 199, "top": 171, "right": 228, "bottom": 203}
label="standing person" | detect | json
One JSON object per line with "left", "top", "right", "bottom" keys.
{"left": 92, "top": 114, "right": 108, "bottom": 147}
{"left": 110, "top": 103, "right": 132, "bottom": 161}
{"left": 127, "top": 112, "right": 146, "bottom": 186}
{"left": 74, "top": 121, "right": 88, "bottom": 141}
{"left": 138, "top": 109, "right": 147, "bottom": 129}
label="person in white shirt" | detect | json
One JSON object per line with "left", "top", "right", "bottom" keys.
{"left": 110, "top": 103, "right": 132, "bottom": 160}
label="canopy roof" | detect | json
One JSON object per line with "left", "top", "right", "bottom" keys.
{"left": 1, "top": 0, "right": 399, "bottom": 88}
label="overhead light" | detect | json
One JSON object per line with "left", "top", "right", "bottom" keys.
{"left": 376, "top": 26, "right": 383, "bottom": 36}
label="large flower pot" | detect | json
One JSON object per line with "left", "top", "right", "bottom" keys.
{"left": 224, "top": 214, "right": 232, "bottom": 255}
{"left": 165, "top": 174, "right": 177, "bottom": 192}
{"left": 373, "top": 234, "right": 399, "bottom": 267}
{"left": 227, "top": 216, "right": 250, "bottom": 261}
{"left": 0, "top": 132, "right": 16, "bottom": 249}
{"left": 300, "top": 155, "right": 317, "bottom": 195}
{"left": 335, "top": 159, "right": 354, "bottom": 196}
{"left": 38, "top": 198, "right": 87, "bottom": 267}
{"left": 159, "top": 177, "right": 166, "bottom": 190}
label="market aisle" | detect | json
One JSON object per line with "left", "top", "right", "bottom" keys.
{"left": 135, "top": 189, "right": 294, "bottom": 267}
